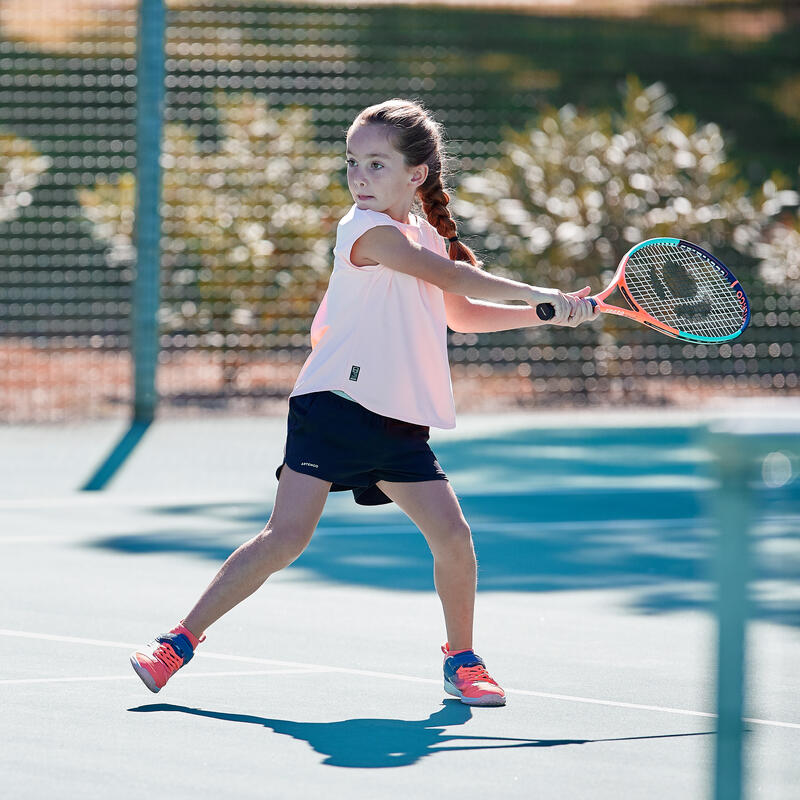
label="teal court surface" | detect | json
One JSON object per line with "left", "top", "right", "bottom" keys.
{"left": 1, "top": 404, "right": 798, "bottom": 799}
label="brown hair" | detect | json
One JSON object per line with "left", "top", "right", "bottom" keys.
{"left": 349, "top": 99, "right": 479, "bottom": 266}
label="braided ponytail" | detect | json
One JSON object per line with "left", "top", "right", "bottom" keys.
{"left": 418, "top": 172, "right": 479, "bottom": 266}
{"left": 352, "top": 98, "right": 479, "bottom": 266}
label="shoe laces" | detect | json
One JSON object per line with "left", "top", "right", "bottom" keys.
{"left": 153, "top": 641, "right": 183, "bottom": 672}
{"left": 456, "top": 664, "right": 497, "bottom": 685}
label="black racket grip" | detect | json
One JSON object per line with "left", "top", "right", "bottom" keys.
{"left": 536, "top": 298, "right": 597, "bottom": 320}
{"left": 536, "top": 303, "right": 555, "bottom": 321}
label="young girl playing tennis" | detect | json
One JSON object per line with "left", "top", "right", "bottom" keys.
{"left": 131, "top": 99, "right": 596, "bottom": 706}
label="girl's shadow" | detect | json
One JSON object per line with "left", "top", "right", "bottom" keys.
{"left": 128, "top": 700, "right": 711, "bottom": 769}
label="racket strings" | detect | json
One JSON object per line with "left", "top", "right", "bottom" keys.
{"left": 624, "top": 243, "right": 746, "bottom": 338}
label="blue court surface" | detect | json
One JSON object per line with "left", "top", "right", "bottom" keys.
{"left": 1, "top": 404, "right": 798, "bottom": 799}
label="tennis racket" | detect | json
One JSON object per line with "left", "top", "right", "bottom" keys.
{"left": 535, "top": 237, "right": 750, "bottom": 343}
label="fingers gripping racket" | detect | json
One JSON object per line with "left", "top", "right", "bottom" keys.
{"left": 536, "top": 238, "right": 750, "bottom": 343}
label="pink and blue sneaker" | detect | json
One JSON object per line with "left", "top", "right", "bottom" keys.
{"left": 130, "top": 623, "right": 204, "bottom": 693}
{"left": 442, "top": 643, "right": 506, "bottom": 706}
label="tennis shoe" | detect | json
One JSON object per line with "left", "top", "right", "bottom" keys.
{"left": 130, "top": 623, "right": 204, "bottom": 693}
{"left": 442, "top": 643, "right": 506, "bottom": 706}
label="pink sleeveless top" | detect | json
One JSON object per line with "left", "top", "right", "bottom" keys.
{"left": 289, "top": 206, "right": 456, "bottom": 429}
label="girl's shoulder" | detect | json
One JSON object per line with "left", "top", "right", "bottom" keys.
{"left": 412, "top": 212, "right": 444, "bottom": 242}
{"left": 336, "top": 206, "right": 414, "bottom": 248}
{"left": 338, "top": 205, "right": 407, "bottom": 231}
{"left": 338, "top": 206, "right": 443, "bottom": 243}
{"left": 335, "top": 207, "right": 446, "bottom": 261}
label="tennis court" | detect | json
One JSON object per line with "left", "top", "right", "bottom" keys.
{"left": 2, "top": 407, "right": 798, "bottom": 798}
{"left": 2, "top": 1, "right": 800, "bottom": 798}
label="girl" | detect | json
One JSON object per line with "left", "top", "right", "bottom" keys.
{"left": 131, "top": 99, "right": 596, "bottom": 706}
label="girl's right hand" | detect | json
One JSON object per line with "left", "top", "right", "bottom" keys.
{"left": 524, "top": 286, "right": 572, "bottom": 322}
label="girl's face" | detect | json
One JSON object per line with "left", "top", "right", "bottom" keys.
{"left": 345, "top": 123, "right": 427, "bottom": 222}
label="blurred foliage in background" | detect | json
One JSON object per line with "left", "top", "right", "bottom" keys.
{"left": 0, "top": 133, "right": 51, "bottom": 226}
{"left": 78, "top": 94, "right": 350, "bottom": 388}
{"left": 456, "top": 77, "right": 798, "bottom": 301}
{"left": 1, "top": 1, "right": 798, "bottom": 419}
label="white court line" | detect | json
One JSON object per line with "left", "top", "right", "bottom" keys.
{"left": 1, "top": 628, "right": 798, "bottom": 730}
{"left": 0, "top": 668, "right": 330, "bottom": 686}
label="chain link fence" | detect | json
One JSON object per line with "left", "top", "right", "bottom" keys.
{"left": 1, "top": 1, "right": 798, "bottom": 422}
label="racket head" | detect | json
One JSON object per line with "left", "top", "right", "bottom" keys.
{"left": 611, "top": 237, "right": 750, "bottom": 343}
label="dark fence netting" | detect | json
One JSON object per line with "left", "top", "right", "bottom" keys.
{"left": 1, "top": 1, "right": 798, "bottom": 421}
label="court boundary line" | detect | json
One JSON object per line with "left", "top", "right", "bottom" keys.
{"left": 2, "top": 628, "right": 798, "bottom": 731}
{"left": 0, "top": 668, "right": 331, "bottom": 686}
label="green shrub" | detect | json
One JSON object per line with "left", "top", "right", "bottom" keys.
{"left": 455, "top": 77, "right": 797, "bottom": 293}
{"left": 80, "top": 94, "right": 350, "bottom": 343}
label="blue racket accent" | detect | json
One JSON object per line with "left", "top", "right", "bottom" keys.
{"left": 629, "top": 237, "right": 680, "bottom": 249}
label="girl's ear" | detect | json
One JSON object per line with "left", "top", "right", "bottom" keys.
{"left": 410, "top": 164, "right": 429, "bottom": 186}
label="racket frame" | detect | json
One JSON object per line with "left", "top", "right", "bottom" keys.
{"left": 591, "top": 237, "right": 750, "bottom": 343}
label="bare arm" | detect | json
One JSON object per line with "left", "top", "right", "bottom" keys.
{"left": 444, "top": 294, "right": 542, "bottom": 333}
{"left": 445, "top": 289, "right": 598, "bottom": 334}
{"left": 350, "top": 226, "right": 571, "bottom": 313}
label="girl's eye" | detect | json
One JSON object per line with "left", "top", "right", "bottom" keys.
{"left": 370, "top": 162, "right": 383, "bottom": 170}
{"left": 345, "top": 158, "right": 356, "bottom": 167}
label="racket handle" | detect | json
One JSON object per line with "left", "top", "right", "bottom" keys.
{"left": 536, "top": 298, "right": 598, "bottom": 321}
{"left": 535, "top": 303, "right": 555, "bottom": 321}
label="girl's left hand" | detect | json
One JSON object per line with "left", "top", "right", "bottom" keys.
{"left": 558, "top": 286, "right": 599, "bottom": 328}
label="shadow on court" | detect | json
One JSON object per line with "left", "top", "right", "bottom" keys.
{"left": 127, "top": 699, "right": 714, "bottom": 769}
{"left": 90, "top": 426, "right": 800, "bottom": 626}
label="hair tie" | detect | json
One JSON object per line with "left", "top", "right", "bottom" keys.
{"left": 447, "top": 235, "right": 459, "bottom": 243}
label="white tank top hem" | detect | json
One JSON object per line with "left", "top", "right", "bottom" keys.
{"left": 289, "top": 206, "right": 456, "bottom": 429}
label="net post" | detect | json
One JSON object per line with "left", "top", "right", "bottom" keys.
{"left": 706, "top": 410, "right": 799, "bottom": 800}
{"left": 81, "top": 0, "right": 165, "bottom": 491}
{"left": 132, "top": 0, "right": 166, "bottom": 423}
{"left": 706, "top": 428, "right": 755, "bottom": 800}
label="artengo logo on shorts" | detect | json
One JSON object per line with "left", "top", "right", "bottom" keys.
{"left": 301, "top": 462, "right": 319, "bottom": 468}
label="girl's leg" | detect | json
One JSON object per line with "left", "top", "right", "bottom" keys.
{"left": 183, "top": 465, "right": 331, "bottom": 637}
{"left": 376, "top": 479, "right": 476, "bottom": 650}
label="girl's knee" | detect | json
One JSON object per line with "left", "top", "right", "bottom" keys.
{"left": 430, "top": 519, "right": 475, "bottom": 558}
{"left": 254, "top": 522, "right": 313, "bottom": 569}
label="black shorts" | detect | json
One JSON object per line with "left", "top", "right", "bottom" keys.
{"left": 275, "top": 391, "right": 448, "bottom": 506}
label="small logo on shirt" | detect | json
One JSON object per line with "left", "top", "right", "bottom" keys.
{"left": 300, "top": 462, "right": 319, "bottom": 469}
{"left": 349, "top": 365, "right": 360, "bottom": 382}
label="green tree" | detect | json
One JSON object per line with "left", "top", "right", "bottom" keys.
{"left": 79, "top": 94, "right": 350, "bottom": 388}
{"left": 455, "top": 77, "right": 796, "bottom": 293}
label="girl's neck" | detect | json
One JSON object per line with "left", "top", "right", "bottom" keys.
{"left": 382, "top": 195, "right": 415, "bottom": 224}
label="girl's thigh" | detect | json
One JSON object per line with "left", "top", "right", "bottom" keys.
{"left": 268, "top": 464, "right": 332, "bottom": 537}
{"left": 376, "top": 479, "right": 470, "bottom": 546}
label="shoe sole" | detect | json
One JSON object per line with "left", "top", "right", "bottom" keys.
{"left": 444, "top": 679, "right": 506, "bottom": 707}
{"left": 130, "top": 655, "right": 162, "bottom": 693}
